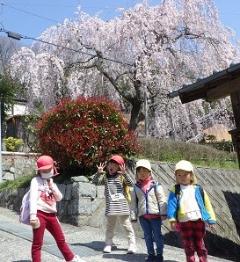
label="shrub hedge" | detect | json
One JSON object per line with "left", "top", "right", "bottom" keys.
{"left": 138, "top": 138, "right": 238, "bottom": 169}
{"left": 36, "top": 97, "right": 140, "bottom": 175}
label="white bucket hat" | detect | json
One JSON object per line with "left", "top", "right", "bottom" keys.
{"left": 136, "top": 159, "right": 152, "bottom": 172}
{"left": 175, "top": 160, "right": 194, "bottom": 172}
{"left": 175, "top": 160, "right": 197, "bottom": 184}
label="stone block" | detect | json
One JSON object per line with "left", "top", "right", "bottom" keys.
{"left": 72, "top": 182, "right": 96, "bottom": 199}
{"left": 9, "top": 167, "right": 15, "bottom": 173}
{"left": 91, "top": 198, "right": 105, "bottom": 213}
{"left": 57, "top": 183, "right": 66, "bottom": 197}
{"left": 72, "top": 215, "right": 89, "bottom": 226}
{"left": 3, "top": 172, "right": 15, "bottom": 180}
{"left": 67, "top": 199, "right": 78, "bottom": 215}
{"left": 71, "top": 176, "right": 89, "bottom": 183}
{"left": 64, "top": 184, "right": 72, "bottom": 200}
{"left": 67, "top": 198, "right": 93, "bottom": 216}
{"left": 96, "top": 186, "right": 105, "bottom": 199}
{"left": 77, "top": 197, "right": 93, "bottom": 215}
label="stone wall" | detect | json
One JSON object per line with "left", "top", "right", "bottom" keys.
{"left": 57, "top": 176, "right": 106, "bottom": 228}
{"left": 150, "top": 162, "right": 240, "bottom": 261}
{"left": 2, "top": 152, "right": 38, "bottom": 180}
{"left": 0, "top": 158, "right": 240, "bottom": 260}
{"left": 0, "top": 175, "right": 106, "bottom": 229}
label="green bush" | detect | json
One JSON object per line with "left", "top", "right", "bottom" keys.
{"left": 3, "top": 137, "right": 23, "bottom": 152}
{"left": 36, "top": 97, "right": 140, "bottom": 176}
{"left": 21, "top": 114, "right": 40, "bottom": 152}
{"left": 0, "top": 175, "right": 33, "bottom": 192}
{"left": 138, "top": 138, "right": 238, "bottom": 169}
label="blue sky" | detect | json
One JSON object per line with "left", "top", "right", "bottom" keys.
{"left": 1, "top": 0, "right": 240, "bottom": 44}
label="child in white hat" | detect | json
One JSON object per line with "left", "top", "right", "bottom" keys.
{"left": 167, "top": 160, "right": 216, "bottom": 262}
{"left": 131, "top": 159, "right": 167, "bottom": 262}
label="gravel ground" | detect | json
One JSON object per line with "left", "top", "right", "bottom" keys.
{"left": 0, "top": 207, "right": 234, "bottom": 262}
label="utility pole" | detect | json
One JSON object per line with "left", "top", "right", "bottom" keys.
{"left": 101, "top": 74, "right": 104, "bottom": 95}
{"left": 144, "top": 88, "right": 148, "bottom": 137}
{"left": 0, "top": 29, "right": 23, "bottom": 183}
{"left": 169, "top": 109, "right": 175, "bottom": 141}
{"left": 0, "top": 99, "right": 2, "bottom": 182}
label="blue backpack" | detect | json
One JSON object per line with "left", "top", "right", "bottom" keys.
{"left": 174, "top": 184, "right": 205, "bottom": 220}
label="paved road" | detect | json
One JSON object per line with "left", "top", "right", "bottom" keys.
{"left": 0, "top": 207, "right": 234, "bottom": 262}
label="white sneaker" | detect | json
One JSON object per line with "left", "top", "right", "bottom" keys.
{"left": 69, "top": 255, "right": 86, "bottom": 262}
{"left": 103, "top": 245, "right": 112, "bottom": 253}
{"left": 127, "top": 243, "right": 137, "bottom": 254}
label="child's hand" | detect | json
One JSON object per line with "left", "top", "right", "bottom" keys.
{"left": 170, "top": 221, "right": 177, "bottom": 231}
{"left": 47, "top": 178, "right": 54, "bottom": 190}
{"left": 161, "top": 215, "right": 167, "bottom": 221}
{"left": 117, "top": 163, "right": 126, "bottom": 175}
{"left": 97, "top": 162, "right": 106, "bottom": 174}
{"left": 131, "top": 218, "right": 138, "bottom": 223}
{"left": 130, "top": 211, "right": 137, "bottom": 222}
{"left": 206, "top": 223, "right": 216, "bottom": 232}
{"left": 30, "top": 218, "right": 40, "bottom": 229}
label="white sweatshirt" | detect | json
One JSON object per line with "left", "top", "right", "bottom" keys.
{"left": 29, "top": 176, "right": 62, "bottom": 220}
{"left": 179, "top": 184, "right": 202, "bottom": 222}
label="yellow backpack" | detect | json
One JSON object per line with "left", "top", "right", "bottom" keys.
{"left": 120, "top": 176, "right": 131, "bottom": 203}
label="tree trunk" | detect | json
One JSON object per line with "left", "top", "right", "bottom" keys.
{"left": 128, "top": 99, "right": 142, "bottom": 131}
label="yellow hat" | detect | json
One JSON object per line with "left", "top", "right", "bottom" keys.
{"left": 175, "top": 160, "right": 197, "bottom": 184}
{"left": 175, "top": 160, "right": 193, "bottom": 172}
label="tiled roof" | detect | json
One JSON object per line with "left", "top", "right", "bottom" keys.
{"left": 169, "top": 63, "right": 240, "bottom": 103}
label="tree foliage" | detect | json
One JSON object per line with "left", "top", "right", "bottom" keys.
{"left": 3, "top": 136, "right": 23, "bottom": 151}
{"left": 36, "top": 97, "right": 140, "bottom": 175}
{"left": 0, "top": 74, "right": 23, "bottom": 117}
{"left": 0, "top": 36, "right": 20, "bottom": 73}
{"left": 9, "top": 0, "right": 239, "bottom": 141}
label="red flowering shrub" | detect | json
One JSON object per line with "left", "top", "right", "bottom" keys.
{"left": 36, "top": 97, "right": 140, "bottom": 175}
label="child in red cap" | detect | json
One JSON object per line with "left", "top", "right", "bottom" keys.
{"left": 92, "top": 155, "right": 137, "bottom": 254}
{"left": 29, "top": 155, "right": 85, "bottom": 262}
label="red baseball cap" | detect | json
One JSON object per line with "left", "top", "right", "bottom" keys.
{"left": 37, "top": 155, "right": 54, "bottom": 171}
{"left": 109, "top": 155, "right": 125, "bottom": 166}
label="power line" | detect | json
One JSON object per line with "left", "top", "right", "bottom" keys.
{"left": 0, "top": 2, "right": 59, "bottom": 23}
{"left": 0, "top": 1, "right": 127, "bottom": 25}
{"left": 0, "top": 1, "right": 134, "bottom": 65}
{"left": 1, "top": 1, "right": 129, "bottom": 10}
{"left": 0, "top": 27, "right": 133, "bottom": 67}
{"left": 0, "top": 2, "right": 134, "bottom": 67}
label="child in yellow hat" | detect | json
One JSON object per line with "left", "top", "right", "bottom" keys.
{"left": 167, "top": 160, "right": 216, "bottom": 262}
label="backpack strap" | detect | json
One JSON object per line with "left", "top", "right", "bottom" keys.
{"left": 153, "top": 183, "right": 161, "bottom": 213}
{"left": 133, "top": 185, "right": 138, "bottom": 211}
{"left": 197, "top": 184, "right": 205, "bottom": 204}
{"left": 174, "top": 184, "right": 205, "bottom": 221}
{"left": 120, "top": 175, "right": 131, "bottom": 202}
{"left": 174, "top": 184, "right": 181, "bottom": 221}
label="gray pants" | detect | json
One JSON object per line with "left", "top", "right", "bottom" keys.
{"left": 105, "top": 215, "right": 136, "bottom": 245}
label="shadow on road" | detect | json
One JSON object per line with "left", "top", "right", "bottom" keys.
{"left": 103, "top": 253, "right": 178, "bottom": 262}
{"left": 164, "top": 222, "right": 240, "bottom": 262}
{"left": 72, "top": 240, "right": 179, "bottom": 262}
{"left": 12, "top": 261, "right": 31, "bottom": 262}
{"left": 72, "top": 240, "right": 127, "bottom": 252}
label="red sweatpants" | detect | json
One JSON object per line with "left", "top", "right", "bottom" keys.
{"left": 32, "top": 210, "right": 74, "bottom": 262}
{"left": 179, "top": 219, "right": 208, "bottom": 262}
